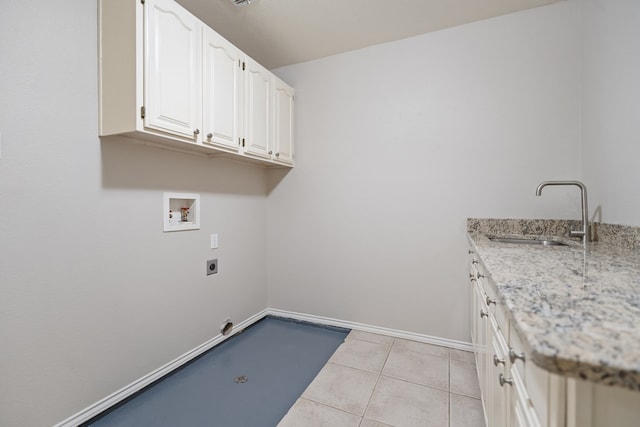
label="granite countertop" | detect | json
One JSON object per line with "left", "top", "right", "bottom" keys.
{"left": 467, "top": 219, "right": 640, "bottom": 391}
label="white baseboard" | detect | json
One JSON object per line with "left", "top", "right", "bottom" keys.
{"left": 266, "top": 308, "right": 473, "bottom": 352}
{"left": 53, "top": 309, "right": 269, "bottom": 427}
{"left": 55, "top": 308, "right": 471, "bottom": 426}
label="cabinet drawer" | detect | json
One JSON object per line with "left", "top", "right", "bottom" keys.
{"left": 509, "top": 322, "right": 527, "bottom": 378}
{"left": 483, "top": 276, "right": 509, "bottom": 330}
{"left": 511, "top": 367, "right": 543, "bottom": 427}
{"left": 489, "top": 322, "right": 510, "bottom": 427}
{"left": 509, "top": 322, "right": 550, "bottom": 426}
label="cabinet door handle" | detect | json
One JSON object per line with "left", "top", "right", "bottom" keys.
{"left": 476, "top": 272, "right": 485, "bottom": 279}
{"left": 480, "top": 310, "right": 488, "bottom": 319}
{"left": 486, "top": 296, "right": 496, "bottom": 306}
{"left": 509, "top": 348, "right": 526, "bottom": 363}
{"left": 472, "top": 260, "right": 479, "bottom": 265}
{"left": 276, "top": 152, "right": 280, "bottom": 157}
{"left": 268, "top": 150, "right": 273, "bottom": 155}
{"left": 468, "top": 250, "right": 474, "bottom": 254}
{"left": 194, "top": 129, "right": 200, "bottom": 136}
{"left": 206, "top": 133, "right": 213, "bottom": 139}
{"left": 499, "top": 373, "right": 513, "bottom": 387}
{"left": 493, "top": 354, "right": 505, "bottom": 366}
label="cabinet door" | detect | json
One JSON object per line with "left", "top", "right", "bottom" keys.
{"left": 202, "top": 27, "right": 242, "bottom": 152}
{"left": 511, "top": 368, "right": 543, "bottom": 427}
{"left": 145, "top": 0, "right": 201, "bottom": 140}
{"left": 489, "top": 321, "right": 510, "bottom": 427}
{"left": 474, "top": 282, "right": 490, "bottom": 424}
{"left": 273, "top": 77, "right": 294, "bottom": 165}
{"left": 469, "top": 264, "right": 479, "bottom": 358}
{"left": 243, "top": 56, "right": 272, "bottom": 159}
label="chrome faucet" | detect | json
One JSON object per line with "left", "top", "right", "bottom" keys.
{"left": 536, "top": 181, "right": 589, "bottom": 244}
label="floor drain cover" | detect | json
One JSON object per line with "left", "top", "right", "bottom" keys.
{"left": 233, "top": 376, "right": 248, "bottom": 384}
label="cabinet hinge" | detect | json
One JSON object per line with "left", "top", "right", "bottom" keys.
{"left": 140, "top": 106, "right": 145, "bottom": 119}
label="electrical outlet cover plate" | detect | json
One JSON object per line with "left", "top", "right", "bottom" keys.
{"left": 206, "top": 259, "right": 218, "bottom": 275}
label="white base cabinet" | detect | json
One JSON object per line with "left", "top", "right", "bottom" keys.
{"left": 470, "top": 247, "right": 562, "bottom": 427}
{"left": 99, "top": 0, "right": 294, "bottom": 167}
{"left": 469, "top": 243, "right": 640, "bottom": 427}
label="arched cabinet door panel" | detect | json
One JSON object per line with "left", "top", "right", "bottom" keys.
{"left": 145, "top": 0, "right": 201, "bottom": 140}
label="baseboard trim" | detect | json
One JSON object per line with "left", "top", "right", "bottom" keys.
{"left": 266, "top": 308, "right": 473, "bottom": 352}
{"left": 56, "top": 308, "right": 471, "bottom": 426}
{"left": 53, "top": 309, "right": 269, "bottom": 427}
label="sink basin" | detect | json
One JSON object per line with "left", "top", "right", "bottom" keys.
{"left": 488, "top": 237, "right": 568, "bottom": 246}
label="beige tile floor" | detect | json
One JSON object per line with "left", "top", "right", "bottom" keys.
{"left": 277, "top": 330, "right": 485, "bottom": 427}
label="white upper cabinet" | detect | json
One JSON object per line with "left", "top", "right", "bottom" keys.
{"left": 145, "top": 0, "right": 201, "bottom": 140}
{"left": 202, "top": 26, "right": 242, "bottom": 152}
{"left": 98, "top": 0, "right": 293, "bottom": 167}
{"left": 273, "top": 76, "right": 295, "bottom": 165}
{"left": 243, "top": 56, "right": 272, "bottom": 160}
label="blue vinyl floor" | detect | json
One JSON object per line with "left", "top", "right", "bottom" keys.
{"left": 86, "top": 316, "right": 349, "bottom": 427}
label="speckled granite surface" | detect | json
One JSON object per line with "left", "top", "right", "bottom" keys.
{"left": 467, "top": 218, "right": 640, "bottom": 250}
{"left": 467, "top": 218, "right": 583, "bottom": 240}
{"left": 467, "top": 218, "right": 640, "bottom": 391}
{"left": 596, "top": 223, "right": 640, "bottom": 250}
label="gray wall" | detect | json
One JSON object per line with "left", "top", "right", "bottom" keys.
{"left": 268, "top": 1, "right": 581, "bottom": 343}
{"left": 0, "top": 1, "right": 268, "bottom": 425}
{"left": 581, "top": 0, "right": 640, "bottom": 226}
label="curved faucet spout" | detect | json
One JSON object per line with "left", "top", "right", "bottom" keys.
{"left": 535, "top": 180, "right": 589, "bottom": 244}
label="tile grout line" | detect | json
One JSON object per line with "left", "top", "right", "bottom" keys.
{"left": 296, "top": 396, "right": 367, "bottom": 420}
{"left": 359, "top": 337, "right": 396, "bottom": 426}
{"left": 296, "top": 332, "right": 479, "bottom": 427}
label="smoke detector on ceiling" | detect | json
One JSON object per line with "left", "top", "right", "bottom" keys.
{"left": 230, "top": 0, "right": 253, "bottom": 6}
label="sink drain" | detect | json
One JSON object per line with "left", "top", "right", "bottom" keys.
{"left": 233, "top": 375, "right": 248, "bottom": 384}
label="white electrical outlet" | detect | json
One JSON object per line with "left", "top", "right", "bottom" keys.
{"left": 210, "top": 234, "right": 219, "bottom": 249}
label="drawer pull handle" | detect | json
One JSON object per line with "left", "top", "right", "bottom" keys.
{"left": 476, "top": 272, "right": 485, "bottom": 279}
{"left": 493, "top": 354, "right": 505, "bottom": 366}
{"left": 499, "top": 373, "right": 513, "bottom": 387}
{"left": 472, "top": 260, "right": 479, "bottom": 265}
{"left": 480, "top": 310, "right": 488, "bottom": 319}
{"left": 509, "top": 348, "right": 526, "bottom": 363}
{"left": 468, "top": 250, "right": 474, "bottom": 254}
{"left": 486, "top": 296, "right": 496, "bottom": 306}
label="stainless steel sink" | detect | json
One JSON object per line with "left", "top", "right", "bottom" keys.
{"left": 488, "top": 237, "right": 568, "bottom": 246}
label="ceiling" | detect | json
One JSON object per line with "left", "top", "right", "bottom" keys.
{"left": 177, "top": 0, "right": 561, "bottom": 70}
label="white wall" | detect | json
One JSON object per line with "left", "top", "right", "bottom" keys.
{"left": 0, "top": 1, "right": 268, "bottom": 426}
{"left": 268, "top": 2, "right": 581, "bottom": 342}
{"left": 581, "top": 0, "right": 640, "bottom": 226}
